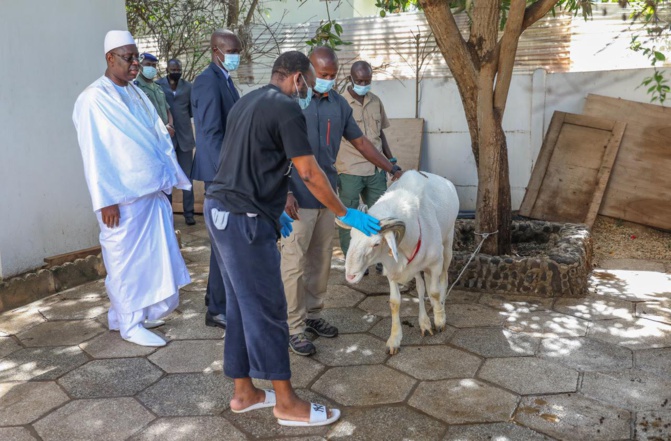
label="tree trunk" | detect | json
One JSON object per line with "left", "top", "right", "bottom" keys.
{"left": 226, "top": 0, "right": 239, "bottom": 28}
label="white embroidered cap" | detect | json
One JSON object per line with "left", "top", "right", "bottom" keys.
{"left": 104, "top": 30, "right": 136, "bottom": 54}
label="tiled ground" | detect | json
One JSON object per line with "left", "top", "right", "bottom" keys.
{"left": 1, "top": 216, "right": 671, "bottom": 440}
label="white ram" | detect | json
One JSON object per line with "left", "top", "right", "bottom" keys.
{"left": 343, "top": 171, "right": 459, "bottom": 354}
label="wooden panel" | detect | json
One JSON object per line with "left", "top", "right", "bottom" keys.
{"left": 171, "top": 118, "right": 424, "bottom": 214}
{"left": 583, "top": 94, "right": 671, "bottom": 231}
{"left": 383, "top": 118, "right": 425, "bottom": 172}
{"left": 520, "top": 111, "right": 625, "bottom": 228}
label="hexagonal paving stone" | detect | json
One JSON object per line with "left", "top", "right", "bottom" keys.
{"left": 149, "top": 340, "right": 223, "bottom": 373}
{"left": 0, "top": 306, "right": 46, "bottom": 335}
{"left": 553, "top": 297, "right": 635, "bottom": 321}
{"left": 332, "top": 270, "right": 391, "bottom": 295}
{"left": 369, "top": 316, "right": 456, "bottom": 346}
{"left": 581, "top": 369, "right": 671, "bottom": 411}
{"left": 0, "top": 381, "right": 69, "bottom": 425}
{"left": 635, "top": 410, "right": 671, "bottom": 441}
{"left": 327, "top": 405, "right": 446, "bottom": 440}
{"left": 34, "top": 397, "right": 155, "bottom": 441}
{"left": 0, "top": 427, "right": 39, "bottom": 441}
{"left": 38, "top": 296, "right": 109, "bottom": 320}
{"left": 319, "top": 308, "right": 380, "bottom": 334}
{"left": 161, "top": 312, "right": 224, "bottom": 340}
{"left": 57, "top": 279, "right": 106, "bottom": 299}
{"left": 224, "top": 388, "right": 335, "bottom": 439}
{"left": 636, "top": 348, "right": 671, "bottom": 380}
{"left": 478, "top": 357, "right": 578, "bottom": 395}
{"left": 324, "top": 285, "right": 365, "bottom": 308}
{"left": 0, "top": 346, "right": 88, "bottom": 381}
{"left": 587, "top": 318, "right": 671, "bottom": 349}
{"left": 636, "top": 301, "right": 671, "bottom": 325}
{"left": 254, "top": 354, "right": 325, "bottom": 390}
{"left": 79, "top": 332, "right": 158, "bottom": 359}
{"left": 479, "top": 293, "right": 553, "bottom": 313}
{"left": 0, "top": 337, "right": 22, "bottom": 358}
{"left": 16, "top": 320, "right": 106, "bottom": 347}
{"left": 443, "top": 422, "right": 555, "bottom": 440}
{"left": 59, "top": 358, "right": 163, "bottom": 398}
{"left": 312, "top": 365, "right": 415, "bottom": 406}
{"left": 138, "top": 372, "right": 234, "bottom": 416}
{"left": 409, "top": 378, "right": 518, "bottom": 424}
{"left": 444, "top": 304, "right": 505, "bottom": 328}
{"left": 515, "top": 394, "right": 631, "bottom": 441}
{"left": 503, "top": 311, "right": 590, "bottom": 338}
{"left": 450, "top": 327, "right": 540, "bottom": 358}
{"left": 358, "top": 295, "right": 422, "bottom": 317}
{"left": 590, "top": 269, "right": 671, "bottom": 302}
{"left": 312, "top": 333, "right": 388, "bottom": 366}
{"left": 387, "top": 346, "right": 481, "bottom": 381}
{"left": 129, "top": 416, "right": 246, "bottom": 441}
{"left": 444, "top": 289, "right": 482, "bottom": 304}
{"left": 539, "top": 337, "right": 633, "bottom": 371}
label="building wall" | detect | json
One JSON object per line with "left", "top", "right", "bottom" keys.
{"left": 0, "top": 0, "right": 128, "bottom": 278}
{"left": 259, "top": 0, "right": 378, "bottom": 24}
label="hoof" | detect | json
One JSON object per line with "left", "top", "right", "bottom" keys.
{"left": 386, "top": 346, "right": 400, "bottom": 355}
{"left": 420, "top": 328, "right": 434, "bottom": 337}
{"left": 435, "top": 325, "right": 446, "bottom": 333}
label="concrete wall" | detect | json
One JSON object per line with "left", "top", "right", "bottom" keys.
{"left": 260, "top": 0, "right": 378, "bottom": 24}
{"left": 240, "top": 66, "right": 665, "bottom": 213}
{"left": 0, "top": 0, "right": 128, "bottom": 278}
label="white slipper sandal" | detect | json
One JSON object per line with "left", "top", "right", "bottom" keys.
{"left": 231, "top": 389, "right": 276, "bottom": 414}
{"left": 277, "top": 402, "right": 341, "bottom": 427}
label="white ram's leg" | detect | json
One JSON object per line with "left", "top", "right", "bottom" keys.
{"left": 386, "top": 279, "right": 403, "bottom": 355}
{"left": 428, "top": 265, "right": 447, "bottom": 332}
{"left": 441, "top": 231, "right": 454, "bottom": 305}
{"left": 416, "top": 273, "right": 432, "bottom": 336}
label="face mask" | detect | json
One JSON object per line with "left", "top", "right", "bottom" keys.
{"left": 352, "top": 83, "right": 371, "bottom": 96}
{"left": 294, "top": 75, "right": 312, "bottom": 110}
{"left": 142, "top": 66, "right": 157, "bottom": 79}
{"left": 168, "top": 72, "right": 182, "bottom": 82}
{"left": 314, "top": 77, "right": 335, "bottom": 94}
{"left": 217, "top": 49, "right": 240, "bottom": 72}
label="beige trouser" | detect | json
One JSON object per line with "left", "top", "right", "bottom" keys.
{"left": 281, "top": 208, "right": 335, "bottom": 335}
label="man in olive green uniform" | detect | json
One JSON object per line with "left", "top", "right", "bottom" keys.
{"left": 134, "top": 52, "right": 175, "bottom": 137}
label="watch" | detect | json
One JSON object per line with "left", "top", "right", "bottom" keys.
{"left": 390, "top": 164, "right": 402, "bottom": 175}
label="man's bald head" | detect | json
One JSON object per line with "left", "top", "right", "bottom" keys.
{"left": 310, "top": 46, "right": 338, "bottom": 83}
{"left": 351, "top": 60, "right": 372, "bottom": 77}
{"left": 211, "top": 29, "right": 242, "bottom": 65}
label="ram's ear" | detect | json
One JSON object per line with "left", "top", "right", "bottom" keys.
{"left": 383, "top": 230, "right": 399, "bottom": 263}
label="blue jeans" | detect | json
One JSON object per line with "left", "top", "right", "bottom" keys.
{"left": 204, "top": 197, "right": 291, "bottom": 380}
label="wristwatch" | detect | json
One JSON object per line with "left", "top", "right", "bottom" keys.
{"left": 389, "top": 164, "right": 402, "bottom": 175}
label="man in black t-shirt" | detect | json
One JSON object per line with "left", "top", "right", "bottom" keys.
{"left": 204, "top": 51, "right": 380, "bottom": 427}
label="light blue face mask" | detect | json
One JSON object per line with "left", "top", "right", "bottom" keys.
{"left": 217, "top": 49, "right": 240, "bottom": 72}
{"left": 142, "top": 66, "right": 157, "bottom": 80}
{"left": 314, "top": 77, "right": 335, "bottom": 94}
{"left": 295, "top": 75, "right": 312, "bottom": 110}
{"left": 352, "top": 83, "right": 371, "bottom": 96}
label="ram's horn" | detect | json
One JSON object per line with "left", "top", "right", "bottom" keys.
{"left": 379, "top": 218, "right": 406, "bottom": 243}
{"left": 335, "top": 217, "right": 352, "bottom": 230}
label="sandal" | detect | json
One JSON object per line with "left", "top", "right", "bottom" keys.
{"left": 277, "top": 402, "right": 341, "bottom": 427}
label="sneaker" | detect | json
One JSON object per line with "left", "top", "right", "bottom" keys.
{"left": 289, "top": 333, "right": 316, "bottom": 356}
{"left": 305, "top": 318, "right": 339, "bottom": 338}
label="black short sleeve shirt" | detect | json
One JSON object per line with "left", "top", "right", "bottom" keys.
{"left": 206, "top": 85, "right": 313, "bottom": 229}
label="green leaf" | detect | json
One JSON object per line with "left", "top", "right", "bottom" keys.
{"left": 655, "top": 51, "right": 666, "bottom": 61}
{"left": 380, "top": 10, "right": 386, "bottom": 17}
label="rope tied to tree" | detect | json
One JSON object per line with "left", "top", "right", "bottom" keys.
{"left": 445, "top": 230, "right": 499, "bottom": 298}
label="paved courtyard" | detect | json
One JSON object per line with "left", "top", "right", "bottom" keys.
{"left": 1, "top": 217, "right": 671, "bottom": 440}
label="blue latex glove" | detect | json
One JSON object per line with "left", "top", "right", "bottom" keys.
{"left": 280, "top": 211, "right": 294, "bottom": 238}
{"left": 337, "top": 208, "right": 381, "bottom": 237}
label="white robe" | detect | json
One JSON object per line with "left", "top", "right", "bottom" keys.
{"left": 73, "top": 75, "right": 191, "bottom": 316}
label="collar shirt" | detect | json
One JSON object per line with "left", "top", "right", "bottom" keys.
{"left": 289, "top": 89, "right": 363, "bottom": 208}
{"left": 336, "top": 89, "right": 390, "bottom": 176}
{"left": 134, "top": 74, "right": 170, "bottom": 125}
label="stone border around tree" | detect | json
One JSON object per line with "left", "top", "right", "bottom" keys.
{"left": 448, "top": 220, "right": 592, "bottom": 298}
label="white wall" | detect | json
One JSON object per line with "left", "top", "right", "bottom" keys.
{"left": 0, "top": 0, "right": 128, "bottom": 278}
{"left": 260, "top": 0, "right": 378, "bottom": 24}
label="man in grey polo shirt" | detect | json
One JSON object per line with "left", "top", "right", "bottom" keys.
{"left": 280, "top": 46, "right": 403, "bottom": 356}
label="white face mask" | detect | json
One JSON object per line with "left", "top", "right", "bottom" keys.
{"left": 142, "top": 66, "right": 157, "bottom": 79}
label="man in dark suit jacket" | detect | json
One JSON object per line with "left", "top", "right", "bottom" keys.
{"left": 191, "top": 29, "right": 242, "bottom": 329}
{"left": 157, "top": 59, "right": 196, "bottom": 225}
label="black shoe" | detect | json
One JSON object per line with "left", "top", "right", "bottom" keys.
{"left": 376, "top": 263, "right": 384, "bottom": 274}
{"left": 185, "top": 216, "right": 196, "bottom": 226}
{"left": 305, "top": 318, "right": 338, "bottom": 338}
{"left": 289, "top": 333, "right": 316, "bottom": 356}
{"left": 205, "top": 311, "right": 226, "bottom": 329}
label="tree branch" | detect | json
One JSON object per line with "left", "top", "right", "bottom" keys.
{"left": 493, "top": 0, "right": 526, "bottom": 112}
{"left": 244, "top": 0, "right": 260, "bottom": 25}
{"left": 522, "top": 0, "right": 561, "bottom": 32}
